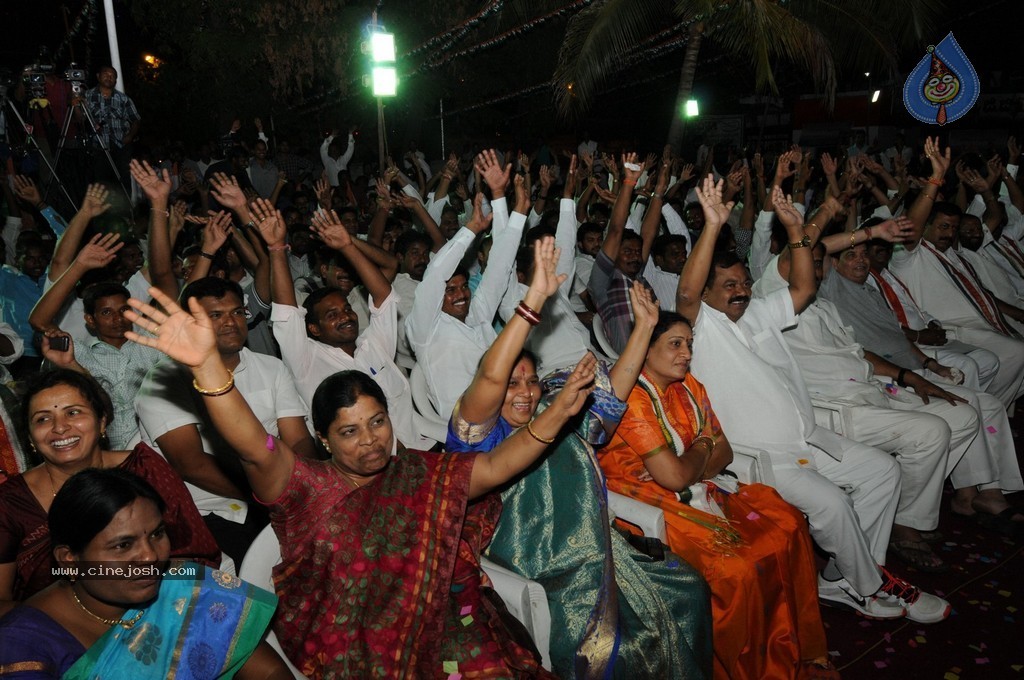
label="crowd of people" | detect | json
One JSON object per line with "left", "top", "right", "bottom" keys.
{"left": 0, "top": 63, "right": 1022, "bottom": 679}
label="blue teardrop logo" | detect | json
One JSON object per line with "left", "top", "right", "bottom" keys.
{"left": 903, "top": 32, "right": 980, "bottom": 126}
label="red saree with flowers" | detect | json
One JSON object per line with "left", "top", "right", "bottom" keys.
{"left": 599, "top": 373, "right": 827, "bottom": 680}
{"left": 265, "top": 452, "right": 551, "bottom": 679}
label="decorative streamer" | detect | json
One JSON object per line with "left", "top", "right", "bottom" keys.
{"left": 52, "top": 0, "right": 97, "bottom": 65}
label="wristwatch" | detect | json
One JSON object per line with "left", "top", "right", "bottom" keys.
{"left": 788, "top": 235, "right": 811, "bottom": 250}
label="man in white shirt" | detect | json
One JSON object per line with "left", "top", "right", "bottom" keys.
{"left": 406, "top": 151, "right": 520, "bottom": 420}
{"left": 320, "top": 127, "right": 356, "bottom": 187}
{"left": 259, "top": 205, "right": 436, "bottom": 450}
{"left": 865, "top": 237, "right": 999, "bottom": 393}
{"left": 135, "top": 277, "right": 313, "bottom": 565}
{"left": 678, "top": 177, "right": 949, "bottom": 623}
{"left": 889, "top": 140, "right": 1024, "bottom": 410}
{"left": 570, "top": 222, "right": 603, "bottom": 321}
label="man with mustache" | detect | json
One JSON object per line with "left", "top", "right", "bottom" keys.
{"left": 888, "top": 137, "right": 1024, "bottom": 410}
{"left": 677, "top": 176, "right": 949, "bottom": 623}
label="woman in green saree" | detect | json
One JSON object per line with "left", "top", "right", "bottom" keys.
{"left": 0, "top": 468, "right": 286, "bottom": 679}
{"left": 447, "top": 271, "right": 713, "bottom": 679}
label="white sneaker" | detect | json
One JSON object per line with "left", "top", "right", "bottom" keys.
{"left": 878, "top": 568, "right": 951, "bottom": 624}
{"left": 818, "top": 575, "right": 906, "bottom": 620}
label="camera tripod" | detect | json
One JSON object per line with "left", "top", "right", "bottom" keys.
{"left": 48, "top": 96, "right": 131, "bottom": 206}
{"left": 1, "top": 95, "right": 76, "bottom": 209}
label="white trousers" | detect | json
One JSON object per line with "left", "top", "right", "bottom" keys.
{"left": 919, "top": 339, "right": 1000, "bottom": 393}
{"left": 770, "top": 439, "right": 900, "bottom": 597}
{"left": 954, "top": 327, "right": 1024, "bottom": 409}
{"left": 941, "top": 386, "right": 1024, "bottom": 493}
{"left": 845, "top": 391, "right": 977, "bottom": 531}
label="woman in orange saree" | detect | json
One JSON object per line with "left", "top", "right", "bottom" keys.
{"left": 598, "top": 311, "right": 833, "bottom": 680}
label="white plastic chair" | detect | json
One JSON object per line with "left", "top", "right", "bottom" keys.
{"left": 727, "top": 443, "right": 777, "bottom": 486}
{"left": 607, "top": 490, "right": 667, "bottom": 542}
{"left": 238, "top": 526, "right": 308, "bottom": 679}
{"left": 409, "top": 363, "right": 449, "bottom": 445}
{"left": 480, "top": 557, "right": 553, "bottom": 670}
{"left": 591, "top": 315, "right": 620, "bottom": 360}
{"left": 810, "top": 397, "right": 899, "bottom": 447}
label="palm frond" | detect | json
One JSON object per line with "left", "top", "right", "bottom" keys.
{"left": 552, "top": 0, "right": 676, "bottom": 120}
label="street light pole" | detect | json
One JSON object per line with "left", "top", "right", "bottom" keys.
{"left": 102, "top": 0, "right": 126, "bottom": 93}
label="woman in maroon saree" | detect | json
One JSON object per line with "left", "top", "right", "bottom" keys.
{"left": 124, "top": 226, "right": 593, "bottom": 678}
{"left": 0, "top": 369, "right": 219, "bottom": 610}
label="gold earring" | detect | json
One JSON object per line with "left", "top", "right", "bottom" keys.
{"left": 321, "top": 440, "right": 331, "bottom": 453}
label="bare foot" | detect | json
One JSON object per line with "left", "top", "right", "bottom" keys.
{"left": 972, "top": 489, "right": 1024, "bottom": 521}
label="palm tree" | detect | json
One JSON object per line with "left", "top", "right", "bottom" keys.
{"left": 549, "top": 0, "right": 945, "bottom": 149}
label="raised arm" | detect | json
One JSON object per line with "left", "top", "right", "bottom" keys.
{"left": 310, "top": 209, "right": 393, "bottom": 307}
{"left": 468, "top": 352, "right": 596, "bottom": 499}
{"left": 130, "top": 160, "right": 178, "bottom": 299}
{"left": 640, "top": 159, "right": 671, "bottom": 262}
{"left": 601, "top": 152, "right": 643, "bottom": 261}
{"left": 48, "top": 184, "right": 111, "bottom": 281}
{"left": 676, "top": 175, "right": 734, "bottom": 321}
{"left": 184, "top": 212, "right": 232, "bottom": 284}
{"left": 770, "top": 186, "right": 817, "bottom": 314}
{"left": 608, "top": 283, "right": 658, "bottom": 399}
{"left": 29, "top": 233, "right": 123, "bottom": 332}
{"left": 458, "top": 237, "right": 566, "bottom": 424}
{"left": 250, "top": 199, "right": 298, "bottom": 308}
{"left": 125, "top": 289, "right": 294, "bottom": 502}
{"left": 905, "top": 137, "right": 950, "bottom": 250}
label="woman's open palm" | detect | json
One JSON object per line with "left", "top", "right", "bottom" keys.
{"left": 125, "top": 288, "right": 218, "bottom": 368}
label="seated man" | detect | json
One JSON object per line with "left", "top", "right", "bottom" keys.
{"left": 864, "top": 235, "right": 999, "bottom": 393}
{"left": 678, "top": 177, "right": 949, "bottom": 623}
{"left": 820, "top": 237, "right": 1024, "bottom": 538}
{"left": 135, "top": 277, "right": 313, "bottom": 565}
{"left": 888, "top": 138, "right": 1024, "bottom": 409}
{"left": 391, "top": 231, "right": 434, "bottom": 371}
{"left": 957, "top": 213, "right": 1024, "bottom": 307}
{"left": 406, "top": 151, "right": 521, "bottom": 419}
{"left": 255, "top": 201, "right": 435, "bottom": 450}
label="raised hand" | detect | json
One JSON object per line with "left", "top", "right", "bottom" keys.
{"left": 579, "top": 149, "right": 594, "bottom": 172}
{"left": 751, "top": 152, "right": 764, "bottom": 179}
{"left": 643, "top": 152, "right": 658, "bottom": 173}
{"left": 392, "top": 191, "right": 422, "bottom": 210}
{"left": 466, "top": 193, "right": 493, "bottom": 235}
{"left": 678, "top": 162, "right": 696, "bottom": 183}
{"left": 518, "top": 152, "right": 531, "bottom": 175}
{"left": 310, "top": 209, "right": 353, "bottom": 250}
{"left": 12, "top": 175, "right": 42, "bottom": 205}
{"left": 820, "top": 152, "right": 837, "bottom": 176}
{"left": 209, "top": 172, "right": 248, "bottom": 211}
{"left": 771, "top": 186, "right": 802, "bottom": 230}
{"left": 475, "top": 149, "right": 511, "bottom": 197}
{"left": 250, "top": 199, "right": 286, "bottom": 246}
{"left": 923, "top": 136, "right": 950, "bottom": 179}
{"left": 539, "top": 165, "right": 554, "bottom": 192}
{"left": 694, "top": 175, "right": 734, "bottom": 231}
{"left": 74, "top": 232, "right": 123, "bottom": 270}
{"left": 80, "top": 183, "right": 112, "bottom": 218}
{"left": 774, "top": 150, "right": 797, "bottom": 183}
{"left": 129, "top": 159, "right": 172, "bottom": 204}
{"left": 201, "top": 211, "right": 233, "bottom": 253}
{"left": 563, "top": 155, "right": 578, "bottom": 198}
{"left": 125, "top": 288, "right": 218, "bottom": 368}
{"left": 629, "top": 281, "right": 659, "bottom": 330}
{"left": 551, "top": 352, "right": 598, "bottom": 417}
{"left": 985, "top": 154, "right": 1004, "bottom": 189}
{"left": 960, "top": 166, "right": 988, "bottom": 194}
{"left": 513, "top": 174, "right": 530, "bottom": 214}
{"left": 170, "top": 200, "right": 187, "bottom": 234}
{"left": 621, "top": 152, "right": 643, "bottom": 186}
{"left": 873, "top": 215, "right": 915, "bottom": 242}
{"left": 527, "top": 235, "right": 567, "bottom": 299}
{"left": 1009, "top": 136, "right": 1021, "bottom": 165}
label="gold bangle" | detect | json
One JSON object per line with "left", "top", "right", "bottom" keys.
{"left": 849, "top": 231, "right": 857, "bottom": 248}
{"left": 691, "top": 435, "right": 716, "bottom": 453}
{"left": 192, "top": 370, "right": 235, "bottom": 396}
{"left": 526, "top": 420, "right": 555, "bottom": 444}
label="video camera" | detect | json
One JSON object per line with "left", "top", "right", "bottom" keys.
{"left": 64, "top": 62, "right": 87, "bottom": 95}
{"left": 21, "top": 46, "right": 56, "bottom": 102}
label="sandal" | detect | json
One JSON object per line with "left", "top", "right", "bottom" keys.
{"left": 970, "top": 507, "right": 1024, "bottom": 539}
{"left": 918, "top": 530, "right": 944, "bottom": 543}
{"left": 888, "top": 539, "right": 949, "bottom": 573}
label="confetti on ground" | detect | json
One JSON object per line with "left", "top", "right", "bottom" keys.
{"left": 447, "top": 675, "right": 462, "bottom": 680}
{"left": 999, "top": 590, "right": 1011, "bottom": 597}
{"left": 460, "top": 605, "right": 472, "bottom": 616}
{"left": 986, "top": 425, "right": 998, "bottom": 433}
{"left": 746, "top": 511, "right": 760, "bottom": 521}
{"left": 944, "top": 673, "right": 959, "bottom": 680}
{"left": 976, "top": 658, "right": 990, "bottom": 664}
{"left": 443, "top": 661, "right": 458, "bottom": 674}
{"left": 1008, "top": 606, "right": 1017, "bottom": 613}
{"left": 874, "top": 660, "right": 887, "bottom": 669}
{"left": 1011, "top": 664, "right": 1023, "bottom": 671}
{"left": 461, "top": 615, "right": 473, "bottom": 626}
{"left": 916, "top": 636, "right": 927, "bottom": 644}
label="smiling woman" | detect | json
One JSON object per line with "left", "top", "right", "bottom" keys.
{"left": 0, "top": 370, "right": 220, "bottom": 613}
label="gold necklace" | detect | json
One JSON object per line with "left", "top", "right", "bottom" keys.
{"left": 70, "top": 585, "right": 145, "bottom": 629}
{"left": 330, "top": 458, "right": 365, "bottom": 489}
{"left": 43, "top": 464, "right": 60, "bottom": 497}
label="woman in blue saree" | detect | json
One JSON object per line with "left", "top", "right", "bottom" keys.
{"left": 446, "top": 246, "right": 713, "bottom": 680}
{"left": 0, "top": 468, "right": 287, "bottom": 679}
